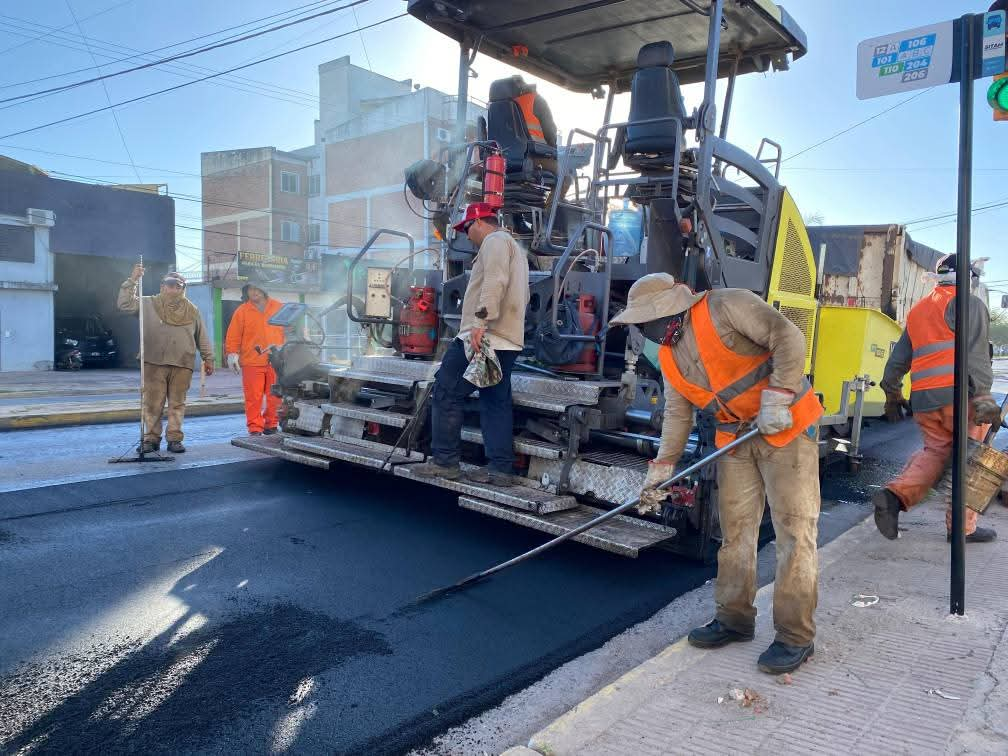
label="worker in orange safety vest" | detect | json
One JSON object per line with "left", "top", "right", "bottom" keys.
{"left": 610, "top": 273, "right": 823, "bottom": 676}
{"left": 874, "top": 253, "right": 1000, "bottom": 543}
{"left": 225, "top": 284, "right": 284, "bottom": 436}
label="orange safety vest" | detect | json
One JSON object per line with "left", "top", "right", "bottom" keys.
{"left": 514, "top": 92, "right": 547, "bottom": 143}
{"left": 657, "top": 294, "right": 823, "bottom": 448}
{"left": 906, "top": 284, "right": 956, "bottom": 392}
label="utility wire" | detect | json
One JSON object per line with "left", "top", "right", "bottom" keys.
{"left": 352, "top": 6, "right": 373, "bottom": 72}
{"left": 782, "top": 89, "right": 935, "bottom": 163}
{"left": 0, "top": 0, "right": 338, "bottom": 87}
{"left": 62, "top": 0, "right": 142, "bottom": 183}
{"left": 0, "top": 0, "right": 137, "bottom": 58}
{"left": 0, "top": 0, "right": 372, "bottom": 104}
{"left": 0, "top": 12, "right": 408, "bottom": 140}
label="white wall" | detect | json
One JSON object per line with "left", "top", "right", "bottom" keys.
{"left": 0, "top": 214, "right": 55, "bottom": 371}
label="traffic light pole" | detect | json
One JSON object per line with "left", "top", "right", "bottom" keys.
{"left": 950, "top": 13, "right": 975, "bottom": 616}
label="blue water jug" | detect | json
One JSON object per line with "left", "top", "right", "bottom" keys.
{"left": 609, "top": 200, "right": 643, "bottom": 257}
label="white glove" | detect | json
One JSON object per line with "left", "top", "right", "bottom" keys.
{"left": 638, "top": 459, "right": 675, "bottom": 515}
{"left": 227, "top": 353, "right": 240, "bottom": 374}
{"left": 756, "top": 388, "right": 794, "bottom": 436}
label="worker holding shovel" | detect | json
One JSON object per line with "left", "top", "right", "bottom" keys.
{"left": 117, "top": 265, "right": 214, "bottom": 454}
{"left": 610, "top": 273, "right": 823, "bottom": 675}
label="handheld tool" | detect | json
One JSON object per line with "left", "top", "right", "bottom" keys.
{"left": 415, "top": 426, "right": 761, "bottom": 603}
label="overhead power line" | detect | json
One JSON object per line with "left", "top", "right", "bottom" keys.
{"left": 783, "top": 89, "right": 935, "bottom": 163}
{"left": 0, "top": 11, "right": 409, "bottom": 140}
{"left": 0, "top": 0, "right": 338, "bottom": 87}
{"left": 0, "top": 0, "right": 137, "bottom": 58}
{"left": 0, "top": 0, "right": 372, "bottom": 104}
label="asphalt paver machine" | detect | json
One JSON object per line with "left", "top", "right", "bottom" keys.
{"left": 236, "top": 0, "right": 832, "bottom": 561}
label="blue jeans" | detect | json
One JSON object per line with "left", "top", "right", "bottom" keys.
{"left": 431, "top": 339, "right": 519, "bottom": 473}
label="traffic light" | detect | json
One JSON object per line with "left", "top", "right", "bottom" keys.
{"left": 989, "top": 72, "right": 1008, "bottom": 120}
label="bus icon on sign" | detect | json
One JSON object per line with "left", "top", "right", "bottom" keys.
{"left": 989, "top": 15, "right": 1002, "bottom": 32}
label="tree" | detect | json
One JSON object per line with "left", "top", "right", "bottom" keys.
{"left": 803, "top": 211, "right": 824, "bottom": 226}
{"left": 989, "top": 307, "right": 1008, "bottom": 351}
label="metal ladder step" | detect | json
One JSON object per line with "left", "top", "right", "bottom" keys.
{"left": 321, "top": 402, "right": 413, "bottom": 428}
{"left": 458, "top": 497, "right": 676, "bottom": 557}
{"left": 283, "top": 435, "right": 422, "bottom": 468}
{"left": 394, "top": 464, "right": 577, "bottom": 514}
{"left": 459, "top": 428, "right": 563, "bottom": 460}
{"left": 334, "top": 369, "right": 428, "bottom": 389}
{"left": 231, "top": 434, "right": 331, "bottom": 469}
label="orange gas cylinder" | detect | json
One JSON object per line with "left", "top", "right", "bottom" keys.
{"left": 557, "top": 294, "right": 599, "bottom": 373}
{"left": 398, "top": 287, "right": 438, "bottom": 358}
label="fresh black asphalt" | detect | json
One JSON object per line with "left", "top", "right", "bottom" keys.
{"left": 0, "top": 418, "right": 919, "bottom": 754}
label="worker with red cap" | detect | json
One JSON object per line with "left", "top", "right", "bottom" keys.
{"left": 225, "top": 283, "right": 285, "bottom": 436}
{"left": 411, "top": 202, "right": 530, "bottom": 486}
{"left": 874, "top": 253, "right": 1000, "bottom": 543}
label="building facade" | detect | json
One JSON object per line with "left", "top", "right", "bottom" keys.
{"left": 0, "top": 165, "right": 175, "bottom": 372}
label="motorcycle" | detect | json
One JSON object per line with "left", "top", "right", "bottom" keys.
{"left": 55, "top": 337, "right": 83, "bottom": 371}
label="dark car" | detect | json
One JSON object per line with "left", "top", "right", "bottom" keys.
{"left": 55, "top": 315, "right": 118, "bottom": 367}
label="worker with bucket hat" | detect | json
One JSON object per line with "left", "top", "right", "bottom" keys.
{"left": 610, "top": 273, "right": 823, "bottom": 675}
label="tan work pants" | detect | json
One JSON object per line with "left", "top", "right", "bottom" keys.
{"left": 715, "top": 432, "right": 820, "bottom": 647}
{"left": 142, "top": 363, "right": 192, "bottom": 444}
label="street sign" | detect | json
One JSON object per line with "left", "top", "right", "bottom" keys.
{"left": 982, "top": 10, "right": 1006, "bottom": 77}
{"left": 857, "top": 21, "right": 954, "bottom": 100}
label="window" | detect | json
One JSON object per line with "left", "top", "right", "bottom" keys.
{"left": 280, "top": 171, "right": 300, "bottom": 194}
{"left": 0, "top": 224, "right": 34, "bottom": 263}
{"left": 308, "top": 174, "right": 321, "bottom": 197}
{"left": 308, "top": 223, "right": 320, "bottom": 244}
{"left": 281, "top": 221, "right": 300, "bottom": 242}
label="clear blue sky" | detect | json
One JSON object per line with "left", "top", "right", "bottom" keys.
{"left": 0, "top": 0, "right": 1004, "bottom": 293}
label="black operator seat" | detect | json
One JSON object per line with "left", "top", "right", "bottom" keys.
{"left": 486, "top": 75, "right": 558, "bottom": 175}
{"left": 623, "top": 41, "right": 687, "bottom": 166}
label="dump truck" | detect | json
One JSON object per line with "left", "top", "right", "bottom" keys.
{"left": 234, "top": 1, "right": 906, "bottom": 561}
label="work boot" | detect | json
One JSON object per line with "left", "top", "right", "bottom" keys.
{"left": 250, "top": 431, "right": 263, "bottom": 436}
{"left": 411, "top": 461, "right": 462, "bottom": 480}
{"left": 167, "top": 441, "right": 186, "bottom": 454}
{"left": 947, "top": 526, "right": 997, "bottom": 543}
{"left": 138, "top": 440, "right": 159, "bottom": 454}
{"left": 758, "top": 641, "right": 815, "bottom": 675}
{"left": 873, "top": 487, "right": 901, "bottom": 540}
{"left": 687, "top": 619, "right": 755, "bottom": 649}
{"left": 466, "top": 467, "right": 516, "bottom": 487}
{"left": 263, "top": 427, "right": 279, "bottom": 436}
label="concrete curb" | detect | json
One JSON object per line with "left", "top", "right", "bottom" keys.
{"left": 0, "top": 398, "right": 245, "bottom": 430}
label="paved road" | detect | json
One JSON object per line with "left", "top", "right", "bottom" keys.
{"left": 0, "top": 417, "right": 920, "bottom": 755}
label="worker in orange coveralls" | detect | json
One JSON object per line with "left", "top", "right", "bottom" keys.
{"left": 874, "top": 254, "right": 1000, "bottom": 543}
{"left": 225, "top": 284, "right": 284, "bottom": 436}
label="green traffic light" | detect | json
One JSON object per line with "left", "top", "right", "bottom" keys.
{"left": 988, "top": 78, "right": 1008, "bottom": 111}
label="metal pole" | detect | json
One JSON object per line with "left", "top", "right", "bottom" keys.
{"left": 136, "top": 255, "right": 146, "bottom": 458}
{"left": 713, "top": 54, "right": 740, "bottom": 177}
{"left": 951, "top": 14, "right": 975, "bottom": 616}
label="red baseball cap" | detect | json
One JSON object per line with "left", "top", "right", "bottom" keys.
{"left": 452, "top": 202, "right": 497, "bottom": 232}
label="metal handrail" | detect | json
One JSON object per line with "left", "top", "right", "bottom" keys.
{"left": 541, "top": 127, "right": 611, "bottom": 254}
{"left": 345, "top": 228, "right": 415, "bottom": 325}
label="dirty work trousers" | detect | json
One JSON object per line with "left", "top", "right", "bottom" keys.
{"left": 715, "top": 432, "right": 821, "bottom": 648}
{"left": 431, "top": 339, "right": 519, "bottom": 473}
{"left": 241, "top": 365, "right": 280, "bottom": 433}
{"left": 885, "top": 405, "right": 988, "bottom": 535}
{"left": 142, "top": 363, "right": 192, "bottom": 444}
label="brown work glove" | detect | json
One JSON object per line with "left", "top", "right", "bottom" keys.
{"left": 884, "top": 389, "right": 908, "bottom": 423}
{"left": 638, "top": 459, "right": 675, "bottom": 516}
{"left": 971, "top": 394, "right": 1002, "bottom": 425}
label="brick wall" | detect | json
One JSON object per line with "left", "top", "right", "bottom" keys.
{"left": 325, "top": 124, "right": 424, "bottom": 194}
{"left": 328, "top": 199, "right": 367, "bottom": 249}
{"left": 202, "top": 160, "right": 269, "bottom": 220}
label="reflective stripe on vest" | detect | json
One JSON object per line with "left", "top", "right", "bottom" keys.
{"left": 657, "top": 294, "right": 823, "bottom": 448}
{"left": 906, "top": 286, "right": 956, "bottom": 393}
{"left": 514, "top": 92, "right": 547, "bottom": 143}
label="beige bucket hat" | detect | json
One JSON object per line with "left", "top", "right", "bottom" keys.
{"left": 609, "top": 273, "right": 705, "bottom": 326}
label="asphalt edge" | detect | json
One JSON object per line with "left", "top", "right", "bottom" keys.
{"left": 0, "top": 400, "right": 244, "bottom": 430}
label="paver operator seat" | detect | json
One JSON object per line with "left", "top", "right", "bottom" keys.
{"left": 486, "top": 75, "right": 558, "bottom": 207}
{"left": 623, "top": 41, "right": 687, "bottom": 170}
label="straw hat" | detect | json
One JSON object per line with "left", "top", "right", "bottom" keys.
{"left": 609, "top": 273, "right": 704, "bottom": 326}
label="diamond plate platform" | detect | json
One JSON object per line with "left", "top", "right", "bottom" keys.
{"left": 321, "top": 402, "right": 413, "bottom": 428}
{"left": 231, "top": 434, "right": 330, "bottom": 469}
{"left": 458, "top": 497, "right": 676, "bottom": 557}
{"left": 394, "top": 464, "right": 578, "bottom": 514}
{"left": 460, "top": 428, "right": 564, "bottom": 460}
{"left": 282, "top": 435, "right": 421, "bottom": 468}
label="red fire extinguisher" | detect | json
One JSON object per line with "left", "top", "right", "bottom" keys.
{"left": 398, "top": 287, "right": 439, "bottom": 358}
{"left": 483, "top": 150, "right": 506, "bottom": 209}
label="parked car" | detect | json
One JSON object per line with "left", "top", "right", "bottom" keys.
{"left": 55, "top": 315, "right": 118, "bottom": 367}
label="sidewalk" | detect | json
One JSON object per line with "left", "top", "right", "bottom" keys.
{"left": 508, "top": 495, "right": 1008, "bottom": 754}
{"left": 0, "top": 369, "right": 245, "bottom": 429}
